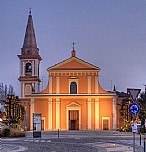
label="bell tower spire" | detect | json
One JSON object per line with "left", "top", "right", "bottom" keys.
{"left": 22, "top": 10, "right": 37, "bottom": 49}
{"left": 18, "top": 10, "right": 42, "bottom": 99}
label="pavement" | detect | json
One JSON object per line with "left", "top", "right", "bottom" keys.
{"left": 1, "top": 131, "right": 146, "bottom": 152}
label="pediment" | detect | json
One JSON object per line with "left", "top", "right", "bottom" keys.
{"left": 67, "top": 101, "right": 81, "bottom": 107}
{"left": 48, "top": 57, "right": 100, "bottom": 71}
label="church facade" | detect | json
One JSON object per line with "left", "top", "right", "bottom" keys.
{"left": 18, "top": 12, "right": 118, "bottom": 131}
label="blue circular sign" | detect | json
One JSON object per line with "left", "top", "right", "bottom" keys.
{"left": 129, "top": 103, "right": 140, "bottom": 114}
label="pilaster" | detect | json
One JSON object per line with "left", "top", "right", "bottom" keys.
{"left": 95, "top": 75, "right": 99, "bottom": 94}
{"left": 48, "top": 99, "right": 53, "bottom": 130}
{"left": 95, "top": 98, "right": 100, "bottom": 129}
{"left": 87, "top": 76, "right": 91, "bottom": 94}
{"left": 49, "top": 77, "right": 52, "bottom": 94}
{"left": 112, "top": 98, "right": 117, "bottom": 129}
{"left": 87, "top": 98, "right": 92, "bottom": 129}
{"left": 56, "top": 77, "right": 60, "bottom": 94}
{"left": 56, "top": 98, "right": 60, "bottom": 130}
{"left": 30, "top": 98, "right": 34, "bottom": 130}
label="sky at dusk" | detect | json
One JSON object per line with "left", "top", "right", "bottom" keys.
{"left": 0, "top": 0, "right": 146, "bottom": 96}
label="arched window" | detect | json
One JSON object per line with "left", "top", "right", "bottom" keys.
{"left": 25, "top": 63, "right": 32, "bottom": 76}
{"left": 70, "top": 82, "right": 77, "bottom": 94}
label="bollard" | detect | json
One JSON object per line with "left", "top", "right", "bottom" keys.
{"left": 140, "top": 133, "right": 141, "bottom": 145}
{"left": 58, "top": 129, "right": 59, "bottom": 138}
{"left": 144, "top": 137, "right": 146, "bottom": 152}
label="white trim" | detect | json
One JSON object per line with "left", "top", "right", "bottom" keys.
{"left": 31, "top": 93, "right": 116, "bottom": 97}
{"left": 102, "top": 117, "right": 110, "bottom": 130}
{"left": 66, "top": 106, "right": 81, "bottom": 130}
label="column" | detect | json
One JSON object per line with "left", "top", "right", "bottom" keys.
{"left": 49, "top": 77, "right": 52, "bottom": 94}
{"left": 22, "top": 83, "right": 25, "bottom": 98}
{"left": 95, "top": 75, "right": 99, "bottom": 94}
{"left": 33, "top": 82, "right": 37, "bottom": 93}
{"left": 32, "top": 61, "right": 34, "bottom": 76}
{"left": 95, "top": 98, "right": 100, "bottom": 129}
{"left": 56, "top": 98, "right": 60, "bottom": 130}
{"left": 20, "top": 60, "right": 22, "bottom": 76}
{"left": 87, "top": 98, "right": 92, "bottom": 129}
{"left": 56, "top": 77, "right": 60, "bottom": 94}
{"left": 22, "top": 61, "right": 25, "bottom": 76}
{"left": 48, "top": 99, "right": 53, "bottom": 130}
{"left": 112, "top": 98, "right": 117, "bottom": 129}
{"left": 30, "top": 98, "right": 34, "bottom": 130}
{"left": 87, "top": 76, "right": 91, "bottom": 94}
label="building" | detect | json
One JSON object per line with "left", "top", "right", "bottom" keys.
{"left": 18, "top": 12, "right": 118, "bottom": 131}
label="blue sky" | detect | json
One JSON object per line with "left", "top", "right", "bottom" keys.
{"left": 0, "top": 0, "right": 146, "bottom": 95}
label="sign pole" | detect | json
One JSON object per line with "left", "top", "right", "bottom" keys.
{"left": 127, "top": 88, "right": 141, "bottom": 152}
{"left": 133, "top": 132, "right": 135, "bottom": 152}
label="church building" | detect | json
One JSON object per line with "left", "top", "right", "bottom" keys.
{"left": 18, "top": 12, "right": 117, "bottom": 131}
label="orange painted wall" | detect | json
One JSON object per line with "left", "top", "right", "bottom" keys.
{"left": 60, "top": 76, "right": 69, "bottom": 93}
{"left": 99, "top": 98, "right": 113, "bottom": 129}
{"left": 34, "top": 99, "right": 48, "bottom": 129}
{"left": 78, "top": 77, "right": 88, "bottom": 93}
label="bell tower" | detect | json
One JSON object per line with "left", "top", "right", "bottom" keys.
{"left": 18, "top": 11, "right": 42, "bottom": 99}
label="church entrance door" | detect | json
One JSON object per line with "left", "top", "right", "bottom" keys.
{"left": 103, "top": 119, "right": 109, "bottom": 130}
{"left": 69, "top": 110, "right": 79, "bottom": 130}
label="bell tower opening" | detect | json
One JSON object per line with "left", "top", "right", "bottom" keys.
{"left": 25, "top": 62, "right": 32, "bottom": 76}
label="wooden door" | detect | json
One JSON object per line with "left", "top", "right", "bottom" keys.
{"left": 103, "top": 119, "right": 109, "bottom": 130}
{"left": 69, "top": 110, "right": 79, "bottom": 130}
{"left": 41, "top": 120, "right": 44, "bottom": 131}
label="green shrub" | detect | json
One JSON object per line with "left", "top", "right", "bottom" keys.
{"left": 2, "top": 128, "right": 25, "bottom": 137}
{"left": 2, "top": 128, "right": 10, "bottom": 137}
{"left": 10, "top": 130, "right": 25, "bottom": 137}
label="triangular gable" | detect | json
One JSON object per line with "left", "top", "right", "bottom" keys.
{"left": 67, "top": 101, "right": 81, "bottom": 107}
{"left": 48, "top": 57, "right": 100, "bottom": 71}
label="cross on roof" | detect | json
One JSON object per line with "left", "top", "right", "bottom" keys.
{"left": 29, "top": 7, "right": 32, "bottom": 15}
{"left": 71, "top": 41, "right": 76, "bottom": 50}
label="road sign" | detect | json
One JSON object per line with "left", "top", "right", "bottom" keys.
{"left": 127, "top": 88, "right": 141, "bottom": 102}
{"left": 129, "top": 103, "right": 140, "bottom": 114}
{"left": 131, "top": 123, "right": 137, "bottom": 133}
